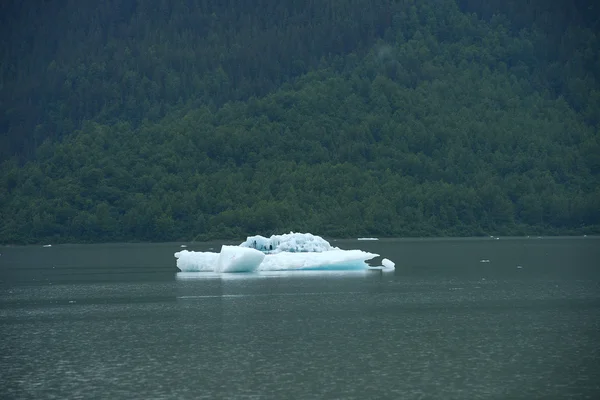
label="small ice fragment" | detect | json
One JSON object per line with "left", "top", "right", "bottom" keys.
{"left": 382, "top": 258, "right": 395, "bottom": 269}
{"left": 357, "top": 237, "right": 379, "bottom": 241}
{"left": 517, "top": 265, "right": 523, "bottom": 269}
{"left": 43, "top": 244, "right": 52, "bottom": 247}
{"left": 480, "top": 259, "right": 490, "bottom": 263}
{"left": 69, "top": 300, "right": 75, "bottom": 304}
{"left": 180, "top": 244, "right": 187, "bottom": 248}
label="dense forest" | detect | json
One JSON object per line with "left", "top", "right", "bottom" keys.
{"left": 1, "top": 0, "right": 599, "bottom": 243}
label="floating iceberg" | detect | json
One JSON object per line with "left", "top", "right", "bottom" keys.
{"left": 175, "top": 232, "right": 379, "bottom": 273}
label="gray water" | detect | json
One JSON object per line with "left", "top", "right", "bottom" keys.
{"left": 1, "top": 237, "right": 599, "bottom": 399}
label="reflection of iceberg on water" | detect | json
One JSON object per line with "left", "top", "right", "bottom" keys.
{"left": 174, "top": 232, "right": 382, "bottom": 273}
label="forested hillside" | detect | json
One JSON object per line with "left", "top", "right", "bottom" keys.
{"left": 1, "top": 0, "right": 599, "bottom": 243}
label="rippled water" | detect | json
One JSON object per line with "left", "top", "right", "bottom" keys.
{"left": 1, "top": 237, "right": 599, "bottom": 399}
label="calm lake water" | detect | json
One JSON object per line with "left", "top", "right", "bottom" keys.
{"left": 1, "top": 237, "right": 599, "bottom": 399}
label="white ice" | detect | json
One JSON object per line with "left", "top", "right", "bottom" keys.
{"left": 175, "top": 232, "right": 379, "bottom": 273}
{"left": 368, "top": 258, "right": 395, "bottom": 270}
{"left": 239, "top": 232, "right": 333, "bottom": 253}
{"left": 174, "top": 250, "right": 219, "bottom": 272}
{"left": 259, "top": 249, "right": 377, "bottom": 271}
{"left": 215, "top": 245, "right": 265, "bottom": 273}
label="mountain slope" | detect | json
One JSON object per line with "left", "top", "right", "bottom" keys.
{"left": 1, "top": 0, "right": 598, "bottom": 243}
{"left": 1, "top": 0, "right": 391, "bottom": 161}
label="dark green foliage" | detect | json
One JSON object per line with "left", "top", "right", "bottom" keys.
{"left": 0, "top": 0, "right": 598, "bottom": 243}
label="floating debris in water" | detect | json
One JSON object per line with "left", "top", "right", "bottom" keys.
{"left": 43, "top": 244, "right": 52, "bottom": 247}
{"left": 480, "top": 259, "right": 490, "bottom": 263}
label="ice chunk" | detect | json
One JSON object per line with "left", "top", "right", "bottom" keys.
{"left": 174, "top": 250, "right": 219, "bottom": 272}
{"left": 382, "top": 258, "right": 395, "bottom": 269}
{"left": 240, "top": 232, "right": 333, "bottom": 253}
{"left": 357, "top": 237, "right": 379, "bottom": 241}
{"left": 259, "top": 249, "right": 378, "bottom": 271}
{"left": 216, "top": 245, "right": 265, "bottom": 273}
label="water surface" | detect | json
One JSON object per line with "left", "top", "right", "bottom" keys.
{"left": 1, "top": 237, "right": 599, "bottom": 399}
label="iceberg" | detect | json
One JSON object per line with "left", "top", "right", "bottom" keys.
{"left": 174, "top": 232, "right": 379, "bottom": 273}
